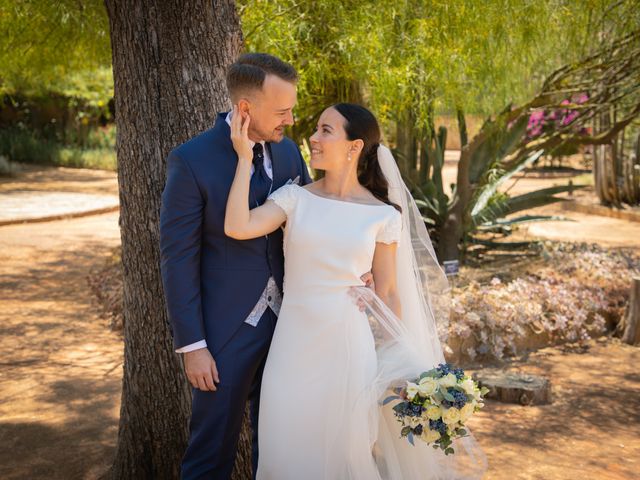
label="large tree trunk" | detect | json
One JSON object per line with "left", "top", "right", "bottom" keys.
{"left": 437, "top": 149, "right": 471, "bottom": 262}
{"left": 104, "top": 1, "right": 242, "bottom": 478}
{"left": 437, "top": 111, "right": 475, "bottom": 262}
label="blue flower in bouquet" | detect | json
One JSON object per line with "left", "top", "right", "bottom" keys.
{"left": 429, "top": 419, "right": 447, "bottom": 436}
{"left": 442, "top": 388, "right": 468, "bottom": 409}
{"left": 436, "top": 363, "right": 465, "bottom": 381}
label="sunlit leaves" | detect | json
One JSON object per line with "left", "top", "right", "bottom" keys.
{"left": 239, "top": 0, "right": 636, "bottom": 135}
{"left": 0, "top": 0, "right": 112, "bottom": 104}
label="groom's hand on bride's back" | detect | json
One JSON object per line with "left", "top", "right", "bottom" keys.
{"left": 356, "top": 271, "right": 375, "bottom": 312}
{"left": 360, "top": 271, "right": 375, "bottom": 290}
{"left": 184, "top": 348, "right": 220, "bottom": 391}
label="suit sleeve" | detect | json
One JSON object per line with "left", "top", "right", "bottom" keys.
{"left": 297, "top": 147, "right": 313, "bottom": 185}
{"left": 160, "top": 150, "right": 206, "bottom": 350}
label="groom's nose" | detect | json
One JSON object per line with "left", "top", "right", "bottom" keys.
{"left": 283, "top": 110, "right": 294, "bottom": 126}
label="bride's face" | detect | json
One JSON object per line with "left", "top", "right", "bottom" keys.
{"left": 309, "top": 107, "right": 356, "bottom": 171}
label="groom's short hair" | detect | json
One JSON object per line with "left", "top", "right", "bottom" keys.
{"left": 226, "top": 53, "right": 298, "bottom": 101}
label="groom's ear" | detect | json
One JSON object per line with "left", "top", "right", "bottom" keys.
{"left": 237, "top": 98, "right": 251, "bottom": 118}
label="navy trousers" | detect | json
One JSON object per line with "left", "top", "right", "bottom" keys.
{"left": 180, "top": 308, "right": 277, "bottom": 479}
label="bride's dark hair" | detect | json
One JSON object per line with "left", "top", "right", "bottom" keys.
{"left": 332, "top": 103, "right": 401, "bottom": 212}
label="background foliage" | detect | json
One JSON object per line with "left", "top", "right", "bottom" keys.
{"left": 0, "top": 0, "right": 112, "bottom": 104}
{"left": 239, "top": 0, "right": 639, "bottom": 144}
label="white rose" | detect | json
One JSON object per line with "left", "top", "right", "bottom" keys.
{"left": 438, "top": 373, "right": 458, "bottom": 389}
{"left": 425, "top": 405, "right": 442, "bottom": 421}
{"left": 442, "top": 407, "right": 461, "bottom": 426}
{"left": 421, "top": 428, "right": 441, "bottom": 444}
{"left": 461, "top": 378, "right": 476, "bottom": 395}
{"left": 459, "top": 403, "right": 475, "bottom": 422}
{"left": 418, "top": 377, "right": 438, "bottom": 396}
{"left": 409, "top": 416, "right": 422, "bottom": 427}
{"left": 406, "top": 382, "right": 419, "bottom": 400}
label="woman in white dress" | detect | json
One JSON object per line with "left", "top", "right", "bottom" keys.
{"left": 225, "top": 103, "right": 485, "bottom": 479}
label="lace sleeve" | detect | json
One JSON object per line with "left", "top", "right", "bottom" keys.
{"left": 267, "top": 184, "right": 299, "bottom": 217}
{"left": 376, "top": 209, "right": 402, "bottom": 244}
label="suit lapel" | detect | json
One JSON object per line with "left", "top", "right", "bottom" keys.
{"left": 268, "top": 141, "right": 290, "bottom": 188}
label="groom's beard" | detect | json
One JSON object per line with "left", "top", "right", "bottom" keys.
{"left": 255, "top": 126, "right": 286, "bottom": 143}
{"left": 270, "top": 127, "right": 285, "bottom": 142}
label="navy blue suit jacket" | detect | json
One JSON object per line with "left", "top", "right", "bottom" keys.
{"left": 160, "top": 113, "right": 312, "bottom": 355}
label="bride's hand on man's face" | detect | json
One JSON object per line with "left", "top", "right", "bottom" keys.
{"left": 230, "top": 105, "right": 253, "bottom": 162}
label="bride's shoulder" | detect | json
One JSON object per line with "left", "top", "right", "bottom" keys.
{"left": 382, "top": 205, "right": 402, "bottom": 224}
{"left": 301, "top": 182, "right": 318, "bottom": 192}
{"left": 268, "top": 182, "right": 303, "bottom": 215}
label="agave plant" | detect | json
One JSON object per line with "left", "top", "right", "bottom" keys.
{"left": 406, "top": 114, "right": 585, "bottom": 257}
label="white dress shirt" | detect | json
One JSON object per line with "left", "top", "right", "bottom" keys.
{"left": 175, "top": 113, "right": 282, "bottom": 353}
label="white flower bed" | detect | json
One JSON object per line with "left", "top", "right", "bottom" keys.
{"left": 447, "top": 244, "right": 638, "bottom": 361}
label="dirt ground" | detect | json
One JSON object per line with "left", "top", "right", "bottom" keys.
{"left": 466, "top": 338, "right": 640, "bottom": 479}
{"left": 1, "top": 164, "right": 639, "bottom": 479}
{"left": 0, "top": 212, "right": 122, "bottom": 480}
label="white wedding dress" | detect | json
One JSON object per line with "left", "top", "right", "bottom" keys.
{"left": 257, "top": 184, "right": 402, "bottom": 480}
{"left": 257, "top": 150, "right": 486, "bottom": 480}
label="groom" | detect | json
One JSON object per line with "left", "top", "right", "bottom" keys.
{"left": 160, "top": 53, "right": 312, "bottom": 479}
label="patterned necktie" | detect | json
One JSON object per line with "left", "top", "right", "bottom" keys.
{"left": 250, "top": 143, "right": 272, "bottom": 205}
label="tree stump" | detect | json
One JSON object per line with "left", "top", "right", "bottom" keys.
{"left": 620, "top": 277, "right": 640, "bottom": 345}
{"left": 473, "top": 370, "right": 551, "bottom": 406}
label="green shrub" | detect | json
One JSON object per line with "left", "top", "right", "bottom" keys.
{"left": 0, "top": 128, "right": 58, "bottom": 164}
{"left": 0, "top": 127, "right": 116, "bottom": 171}
{"left": 57, "top": 146, "right": 116, "bottom": 170}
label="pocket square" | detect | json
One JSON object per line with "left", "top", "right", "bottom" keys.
{"left": 285, "top": 176, "right": 300, "bottom": 186}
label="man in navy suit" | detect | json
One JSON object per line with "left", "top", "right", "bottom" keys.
{"left": 160, "top": 53, "right": 312, "bottom": 479}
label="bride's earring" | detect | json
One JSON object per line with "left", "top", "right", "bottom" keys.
{"left": 347, "top": 152, "right": 352, "bottom": 162}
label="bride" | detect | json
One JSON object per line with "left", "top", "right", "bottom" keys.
{"left": 225, "top": 103, "right": 485, "bottom": 479}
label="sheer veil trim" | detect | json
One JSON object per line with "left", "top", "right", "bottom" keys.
{"left": 345, "top": 145, "right": 487, "bottom": 479}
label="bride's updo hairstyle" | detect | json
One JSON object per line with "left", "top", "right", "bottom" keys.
{"left": 332, "top": 103, "right": 401, "bottom": 212}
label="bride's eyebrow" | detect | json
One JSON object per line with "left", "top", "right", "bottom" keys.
{"left": 321, "top": 124, "right": 333, "bottom": 131}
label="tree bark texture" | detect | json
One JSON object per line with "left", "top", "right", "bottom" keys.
{"left": 104, "top": 1, "right": 242, "bottom": 478}
{"left": 593, "top": 109, "right": 640, "bottom": 207}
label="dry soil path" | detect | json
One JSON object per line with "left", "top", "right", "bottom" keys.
{"left": 0, "top": 212, "right": 122, "bottom": 480}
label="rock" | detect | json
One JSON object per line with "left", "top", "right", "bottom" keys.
{"left": 473, "top": 370, "right": 551, "bottom": 406}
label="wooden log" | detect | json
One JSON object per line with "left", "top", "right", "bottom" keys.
{"left": 621, "top": 277, "right": 640, "bottom": 345}
{"left": 473, "top": 370, "right": 552, "bottom": 406}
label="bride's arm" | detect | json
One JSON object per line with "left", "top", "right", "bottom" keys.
{"left": 372, "top": 242, "right": 401, "bottom": 318}
{"left": 224, "top": 107, "right": 286, "bottom": 240}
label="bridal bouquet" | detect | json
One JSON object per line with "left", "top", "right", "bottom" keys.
{"left": 383, "top": 363, "right": 488, "bottom": 455}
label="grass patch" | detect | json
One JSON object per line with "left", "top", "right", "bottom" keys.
{"left": 0, "top": 127, "right": 116, "bottom": 171}
{"left": 57, "top": 147, "right": 116, "bottom": 170}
